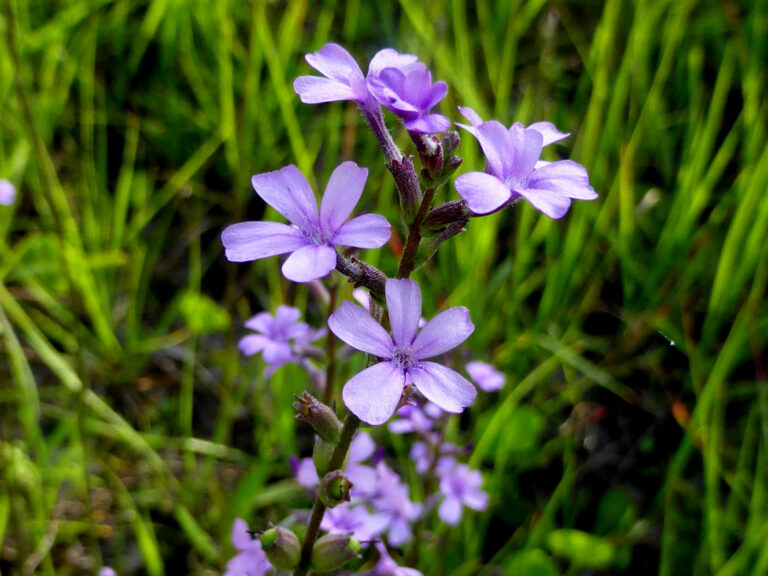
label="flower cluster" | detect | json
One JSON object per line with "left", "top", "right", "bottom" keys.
{"left": 219, "top": 41, "right": 596, "bottom": 576}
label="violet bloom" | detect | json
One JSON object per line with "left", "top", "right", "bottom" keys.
{"left": 371, "top": 462, "right": 422, "bottom": 546}
{"left": 224, "top": 518, "right": 273, "bottom": 576}
{"left": 438, "top": 463, "right": 488, "bottom": 526}
{"left": 222, "top": 162, "right": 390, "bottom": 282}
{"left": 0, "top": 179, "right": 16, "bottom": 205}
{"left": 466, "top": 361, "right": 506, "bottom": 392}
{"left": 239, "top": 306, "right": 321, "bottom": 377}
{"left": 328, "top": 278, "right": 476, "bottom": 425}
{"left": 321, "top": 502, "right": 389, "bottom": 541}
{"left": 409, "top": 440, "right": 457, "bottom": 476}
{"left": 369, "top": 543, "right": 423, "bottom": 576}
{"left": 454, "top": 107, "right": 597, "bottom": 219}
{"left": 294, "top": 43, "right": 421, "bottom": 106}
{"left": 99, "top": 569, "right": 117, "bottom": 576}
{"left": 368, "top": 68, "right": 450, "bottom": 134}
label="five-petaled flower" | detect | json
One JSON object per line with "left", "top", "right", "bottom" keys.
{"left": 328, "top": 278, "right": 476, "bottom": 425}
{"left": 455, "top": 107, "right": 597, "bottom": 219}
{"left": 222, "top": 162, "right": 390, "bottom": 282}
{"left": 437, "top": 463, "right": 488, "bottom": 526}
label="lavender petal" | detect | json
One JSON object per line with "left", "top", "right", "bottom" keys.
{"left": 342, "top": 362, "right": 405, "bottom": 425}
{"left": 405, "top": 113, "right": 451, "bottom": 134}
{"left": 474, "top": 120, "right": 515, "bottom": 179}
{"left": 527, "top": 121, "right": 570, "bottom": 146}
{"left": 328, "top": 301, "right": 393, "bottom": 357}
{"left": 454, "top": 172, "right": 512, "bottom": 215}
{"left": 305, "top": 43, "right": 364, "bottom": 82}
{"left": 411, "top": 306, "right": 473, "bottom": 360}
{"left": 221, "top": 221, "right": 307, "bottom": 262}
{"left": 509, "top": 124, "right": 543, "bottom": 179}
{"left": 332, "top": 213, "right": 391, "bottom": 249}
{"left": 367, "top": 48, "right": 419, "bottom": 76}
{"left": 438, "top": 497, "right": 463, "bottom": 525}
{"left": 410, "top": 362, "right": 476, "bottom": 413}
{"left": 515, "top": 187, "right": 573, "bottom": 219}
{"left": 281, "top": 244, "right": 337, "bottom": 282}
{"left": 251, "top": 165, "right": 319, "bottom": 230}
{"left": 529, "top": 160, "right": 598, "bottom": 199}
{"left": 293, "top": 75, "right": 360, "bottom": 103}
{"left": 385, "top": 278, "right": 422, "bottom": 347}
{"left": 319, "top": 161, "right": 368, "bottom": 234}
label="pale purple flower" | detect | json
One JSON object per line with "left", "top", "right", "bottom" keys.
{"left": 222, "top": 162, "right": 390, "bottom": 282}
{"left": 328, "top": 278, "right": 476, "bottom": 425}
{"left": 368, "top": 68, "right": 450, "bottom": 133}
{"left": 369, "top": 543, "right": 423, "bottom": 576}
{"left": 388, "top": 403, "right": 435, "bottom": 435}
{"left": 99, "top": 569, "right": 117, "bottom": 576}
{"left": 0, "top": 179, "right": 16, "bottom": 205}
{"left": 224, "top": 518, "right": 273, "bottom": 576}
{"left": 293, "top": 43, "right": 421, "bottom": 106}
{"left": 466, "top": 361, "right": 506, "bottom": 392}
{"left": 454, "top": 107, "right": 597, "bottom": 218}
{"left": 437, "top": 464, "right": 487, "bottom": 526}
{"left": 409, "top": 440, "right": 457, "bottom": 476}
{"left": 239, "top": 306, "right": 321, "bottom": 377}
{"left": 371, "top": 462, "right": 422, "bottom": 546}
{"left": 321, "top": 502, "right": 389, "bottom": 541}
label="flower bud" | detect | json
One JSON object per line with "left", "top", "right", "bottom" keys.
{"left": 422, "top": 201, "right": 471, "bottom": 235}
{"left": 318, "top": 470, "right": 353, "bottom": 508}
{"left": 441, "top": 131, "right": 460, "bottom": 156}
{"left": 310, "top": 533, "right": 362, "bottom": 572}
{"left": 259, "top": 526, "right": 301, "bottom": 571}
{"left": 388, "top": 156, "right": 422, "bottom": 223}
{"left": 294, "top": 392, "right": 342, "bottom": 445}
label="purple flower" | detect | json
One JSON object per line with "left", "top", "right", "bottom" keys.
{"left": 293, "top": 43, "right": 421, "bottom": 106}
{"left": 0, "top": 179, "right": 16, "bottom": 205}
{"left": 328, "top": 278, "right": 476, "bottom": 425}
{"left": 371, "top": 462, "right": 422, "bottom": 546}
{"left": 224, "top": 518, "right": 273, "bottom": 576}
{"left": 222, "top": 162, "right": 390, "bottom": 282}
{"left": 321, "top": 502, "right": 389, "bottom": 541}
{"left": 99, "top": 569, "right": 117, "bottom": 576}
{"left": 454, "top": 107, "right": 597, "bottom": 219}
{"left": 368, "top": 68, "right": 450, "bottom": 134}
{"left": 409, "top": 440, "right": 457, "bottom": 476}
{"left": 466, "top": 361, "right": 506, "bottom": 392}
{"left": 437, "top": 464, "right": 487, "bottom": 526}
{"left": 239, "top": 306, "right": 322, "bottom": 377}
{"left": 369, "top": 543, "right": 423, "bottom": 576}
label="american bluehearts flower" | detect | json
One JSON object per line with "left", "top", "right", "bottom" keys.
{"left": 454, "top": 107, "right": 597, "bottom": 218}
{"left": 224, "top": 518, "right": 273, "bottom": 576}
{"left": 371, "top": 462, "right": 422, "bottom": 546}
{"left": 466, "top": 360, "right": 506, "bottom": 392}
{"left": 368, "top": 68, "right": 450, "bottom": 134}
{"left": 293, "top": 43, "right": 421, "bottom": 106}
{"left": 98, "top": 569, "right": 117, "bottom": 576}
{"left": 328, "top": 278, "right": 476, "bottom": 425}
{"left": 437, "top": 463, "right": 488, "bottom": 526}
{"left": 222, "top": 162, "right": 390, "bottom": 282}
{"left": 0, "top": 179, "right": 16, "bottom": 205}
{"left": 321, "top": 502, "right": 389, "bottom": 541}
{"left": 239, "top": 306, "right": 322, "bottom": 377}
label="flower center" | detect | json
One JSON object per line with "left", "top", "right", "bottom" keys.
{"left": 391, "top": 345, "right": 417, "bottom": 369}
{"left": 504, "top": 175, "right": 529, "bottom": 191}
{"left": 302, "top": 223, "right": 330, "bottom": 245}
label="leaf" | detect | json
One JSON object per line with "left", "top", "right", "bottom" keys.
{"left": 179, "top": 291, "right": 230, "bottom": 334}
{"left": 546, "top": 529, "right": 615, "bottom": 569}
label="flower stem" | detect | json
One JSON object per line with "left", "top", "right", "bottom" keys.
{"left": 395, "top": 187, "right": 437, "bottom": 279}
{"left": 334, "top": 253, "right": 387, "bottom": 297}
{"left": 294, "top": 412, "right": 361, "bottom": 576}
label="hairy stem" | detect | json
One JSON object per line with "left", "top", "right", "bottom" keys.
{"left": 396, "top": 187, "right": 437, "bottom": 279}
{"left": 335, "top": 253, "right": 387, "bottom": 297}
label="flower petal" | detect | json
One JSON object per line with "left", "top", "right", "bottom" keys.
{"left": 342, "top": 361, "right": 405, "bottom": 425}
{"left": 332, "top": 213, "right": 391, "bottom": 248}
{"left": 368, "top": 48, "right": 419, "bottom": 76}
{"left": 305, "top": 43, "right": 364, "bottom": 82}
{"left": 529, "top": 160, "right": 598, "bottom": 199}
{"left": 349, "top": 431, "right": 376, "bottom": 463}
{"left": 465, "top": 361, "right": 506, "bottom": 392}
{"left": 508, "top": 125, "right": 543, "bottom": 178}
{"left": 320, "top": 161, "right": 368, "bottom": 234}
{"left": 328, "top": 301, "right": 393, "bottom": 357}
{"left": 474, "top": 120, "right": 514, "bottom": 179}
{"left": 454, "top": 171, "right": 512, "bottom": 215}
{"left": 424, "top": 81, "right": 448, "bottom": 110}
{"left": 438, "top": 497, "right": 463, "bottom": 525}
{"left": 516, "top": 187, "right": 573, "bottom": 219}
{"left": 274, "top": 305, "right": 302, "bottom": 328}
{"left": 232, "top": 518, "right": 254, "bottom": 551}
{"left": 410, "top": 362, "right": 476, "bottom": 413}
{"left": 221, "top": 221, "right": 308, "bottom": 262}
{"left": 527, "top": 121, "right": 570, "bottom": 146}
{"left": 238, "top": 334, "right": 270, "bottom": 356}
{"left": 404, "top": 113, "right": 451, "bottom": 134}
{"left": 386, "top": 278, "right": 422, "bottom": 346}
{"left": 458, "top": 106, "right": 483, "bottom": 127}
{"left": 281, "top": 244, "right": 337, "bottom": 282}
{"left": 293, "top": 76, "right": 360, "bottom": 103}
{"left": 251, "top": 165, "right": 319, "bottom": 230}
{"left": 411, "top": 306, "right": 473, "bottom": 360}
{"left": 244, "top": 311, "right": 274, "bottom": 334}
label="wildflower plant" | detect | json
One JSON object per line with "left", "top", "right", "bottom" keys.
{"left": 222, "top": 43, "right": 596, "bottom": 575}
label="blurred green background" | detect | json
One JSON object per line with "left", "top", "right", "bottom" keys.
{"left": 1, "top": 0, "right": 766, "bottom": 574}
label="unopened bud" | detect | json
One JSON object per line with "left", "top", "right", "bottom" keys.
{"left": 294, "top": 392, "right": 342, "bottom": 445}
{"left": 441, "top": 131, "right": 460, "bottom": 156}
{"left": 388, "top": 156, "right": 422, "bottom": 222}
{"left": 319, "top": 470, "right": 353, "bottom": 508}
{"left": 310, "top": 533, "right": 362, "bottom": 572}
{"left": 422, "top": 201, "right": 472, "bottom": 234}
{"left": 312, "top": 437, "right": 335, "bottom": 477}
{"left": 259, "top": 527, "right": 301, "bottom": 571}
